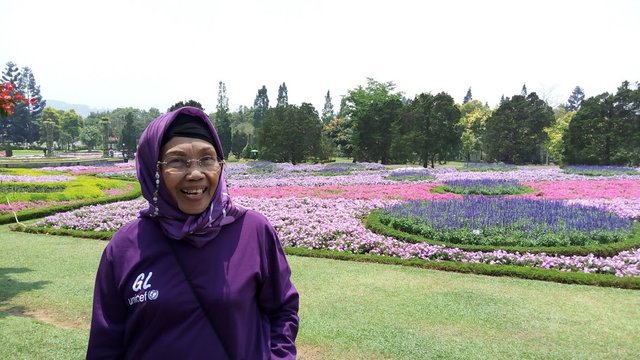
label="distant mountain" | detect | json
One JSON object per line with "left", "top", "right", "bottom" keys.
{"left": 47, "top": 99, "right": 110, "bottom": 117}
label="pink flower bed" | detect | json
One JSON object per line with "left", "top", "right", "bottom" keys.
{"left": 0, "top": 199, "right": 85, "bottom": 214}
{"left": 230, "top": 184, "right": 461, "bottom": 200}
{"left": 523, "top": 180, "right": 640, "bottom": 199}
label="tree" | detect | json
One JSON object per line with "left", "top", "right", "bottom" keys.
{"left": 458, "top": 100, "right": 491, "bottom": 161}
{"left": 121, "top": 111, "right": 137, "bottom": 157}
{"left": 276, "top": 82, "right": 288, "bottom": 107}
{"left": 485, "top": 92, "right": 554, "bottom": 164}
{"left": 253, "top": 85, "right": 269, "bottom": 130}
{"left": 463, "top": 87, "right": 473, "bottom": 104}
{"left": 544, "top": 110, "right": 574, "bottom": 164}
{"left": 230, "top": 129, "right": 248, "bottom": 158}
{"left": 564, "top": 81, "right": 640, "bottom": 165}
{"left": 343, "top": 78, "right": 403, "bottom": 163}
{"left": 0, "top": 82, "right": 27, "bottom": 117}
{"left": 100, "top": 117, "right": 110, "bottom": 157}
{"left": 299, "top": 103, "right": 323, "bottom": 161}
{"left": 323, "top": 117, "right": 353, "bottom": 157}
{"left": 60, "top": 110, "right": 83, "bottom": 150}
{"left": 40, "top": 107, "right": 61, "bottom": 155}
{"left": 3, "top": 66, "right": 45, "bottom": 144}
{"left": 321, "top": 90, "right": 335, "bottom": 125}
{"left": 521, "top": 83, "right": 528, "bottom": 96}
{"left": 168, "top": 100, "right": 204, "bottom": 112}
{"left": 1, "top": 62, "right": 20, "bottom": 84}
{"left": 215, "top": 81, "right": 232, "bottom": 157}
{"left": 565, "top": 86, "right": 585, "bottom": 112}
{"left": 80, "top": 118, "right": 102, "bottom": 152}
{"left": 397, "top": 92, "right": 462, "bottom": 167}
{"left": 259, "top": 104, "right": 322, "bottom": 164}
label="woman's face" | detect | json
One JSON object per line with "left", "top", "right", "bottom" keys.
{"left": 160, "top": 136, "right": 221, "bottom": 215}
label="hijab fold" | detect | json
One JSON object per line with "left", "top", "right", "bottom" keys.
{"left": 136, "top": 106, "right": 246, "bottom": 248}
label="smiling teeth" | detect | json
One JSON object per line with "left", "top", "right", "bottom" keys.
{"left": 182, "top": 188, "right": 205, "bottom": 195}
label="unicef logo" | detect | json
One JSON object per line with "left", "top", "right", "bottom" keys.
{"left": 148, "top": 290, "right": 159, "bottom": 300}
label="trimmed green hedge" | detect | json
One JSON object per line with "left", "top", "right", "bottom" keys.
{"left": 284, "top": 247, "right": 640, "bottom": 289}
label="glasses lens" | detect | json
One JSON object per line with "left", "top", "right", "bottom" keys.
{"left": 165, "top": 158, "right": 187, "bottom": 172}
{"left": 161, "top": 156, "right": 220, "bottom": 173}
{"left": 198, "top": 156, "right": 219, "bottom": 170}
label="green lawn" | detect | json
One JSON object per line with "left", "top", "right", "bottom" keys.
{"left": 1, "top": 224, "right": 639, "bottom": 359}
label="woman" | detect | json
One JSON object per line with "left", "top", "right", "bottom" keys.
{"left": 87, "top": 106, "right": 299, "bottom": 359}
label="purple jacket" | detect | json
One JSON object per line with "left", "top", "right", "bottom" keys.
{"left": 86, "top": 210, "right": 299, "bottom": 359}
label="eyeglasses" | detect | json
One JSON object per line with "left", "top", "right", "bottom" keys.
{"left": 158, "top": 155, "right": 223, "bottom": 173}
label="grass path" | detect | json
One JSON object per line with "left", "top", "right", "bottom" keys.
{"left": 1, "top": 224, "right": 639, "bottom": 359}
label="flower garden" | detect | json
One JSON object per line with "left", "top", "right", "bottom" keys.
{"left": 5, "top": 161, "right": 640, "bottom": 288}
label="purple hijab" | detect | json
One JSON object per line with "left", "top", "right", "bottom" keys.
{"left": 136, "top": 106, "right": 246, "bottom": 247}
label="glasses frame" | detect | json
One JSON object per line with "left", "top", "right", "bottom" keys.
{"left": 157, "top": 155, "right": 224, "bottom": 174}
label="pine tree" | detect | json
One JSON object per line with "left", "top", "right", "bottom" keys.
{"left": 215, "top": 81, "right": 232, "bottom": 157}
{"left": 521, "top": 83, "right": 528, "bottom": 96}
{"left": 253, "top": 85, "right": 269, "bottom": 129}
{"left": 321, "top": 90, "right": 335, "bottom": 124}
{"left": 2, "top": 62, "right": 20, "bottom": 84}
{"left": 565, "top": 86, "right": 585, "bottom": 112}
{"left": 463, "top": 87, "right": 473, "bottom": 104}
{"left": 10, "top": 66, "right": 45, "bottom": 143}
{"left": 277, "top": 82, "right": 288, "bottom": 107}
{"left": 216, "top": 81, "right": 229, "bottom": 114}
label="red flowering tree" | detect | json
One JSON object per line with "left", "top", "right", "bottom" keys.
{"left": 0, "top": 82, "right": 33, "bottom": 117}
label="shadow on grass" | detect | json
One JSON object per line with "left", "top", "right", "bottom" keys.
{"left": 0, "top": 267, "right": 51, "bottom": 319}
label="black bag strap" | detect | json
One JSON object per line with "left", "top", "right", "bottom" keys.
{"left": 168, "top": 240, "right": 232, "bottom": 360}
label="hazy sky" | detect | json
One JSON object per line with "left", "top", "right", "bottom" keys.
{"left": 1, "top": 0, "right": 639, "bottom": 114}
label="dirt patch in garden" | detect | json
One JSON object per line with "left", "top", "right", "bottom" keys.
{"left": 297, "top": 344, "right": 326, "bottom": 359}
{"left": 5, "top": 306, "right": 86, "bottom": 330}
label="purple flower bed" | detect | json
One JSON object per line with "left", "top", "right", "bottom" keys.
{"left": 432, "top": 166, "right": 640, "bottom": 182}
{"left": 386, "top": 167, "right": 434, "bottom": 181}
{"left": 562, "top": 165, "right": 640, "bottom": 176}
{"left": 379, "top": 198, "right": 633, "bottom": 246}
{"left": 461, "top": 162, "right": 518, "bottom": 171}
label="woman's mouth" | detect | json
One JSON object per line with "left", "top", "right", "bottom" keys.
{"left": 181, "top": 187, "right": 207, "bottom": 196}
